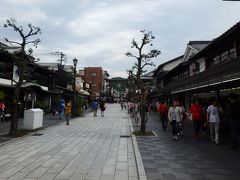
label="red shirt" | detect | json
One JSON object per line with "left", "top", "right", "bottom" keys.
{"left": 190, "top": 104, "right": 202, "bottom": 121}
{"left": 158, "top": 104, "right": 168, "bottom": 117}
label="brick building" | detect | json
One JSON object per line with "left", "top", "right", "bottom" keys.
{"left": 84, "top": 67, "right": 103, "bottom": 97}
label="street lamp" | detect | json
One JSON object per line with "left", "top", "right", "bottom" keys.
{"left": 72, "top": 57, "right": 78, "bottom": 116}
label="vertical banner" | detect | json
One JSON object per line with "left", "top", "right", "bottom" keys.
{"left": 75, "top": 77, "right": 82, "bottom": 92}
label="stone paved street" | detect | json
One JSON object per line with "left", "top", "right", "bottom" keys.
{"left": 0, "top": 109, "right": 91, "bottom": 143}
{"left": 0, "top": 104, "right": 139, "bottom": 180}
{"left": 132, "top": 112, "right": 240, "bottom": 180}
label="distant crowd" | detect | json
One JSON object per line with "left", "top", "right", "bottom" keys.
{"left": 124, "top": 93, "right": 240, "bottom": 150}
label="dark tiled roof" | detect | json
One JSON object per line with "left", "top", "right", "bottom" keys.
{"left": 142, "top": 70, "right": 155, "bottom": 77}
{"left": 191, "top": 21, "right": 240, "bottom": 60}
{"left": 188, "top": 41, "right": 211, "bottom": 51}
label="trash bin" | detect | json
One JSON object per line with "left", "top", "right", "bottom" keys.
{"left": 23, "top": 108, "right": 43, "bottom": 130}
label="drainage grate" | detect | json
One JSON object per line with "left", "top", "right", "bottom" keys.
{"left": 32, "top": 133, "right": 44, "bottom": 136}
{"left": 120, "top": 135, "right": 131, "bottom": 138}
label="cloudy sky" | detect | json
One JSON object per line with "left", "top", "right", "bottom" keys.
{"left": 1, "top": 0, "right": 240, "bottom": 77}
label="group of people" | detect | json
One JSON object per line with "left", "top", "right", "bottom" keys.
{"left": 158, "top": 100, "right": 185, "bottom": 140}
{"left": 56, "top": 97, "right": 107, "bottom": 125}
{"left": 91, "top": 99, "right": 106, "bottom": 117}
{"left": 123, "top": 100, "right": 151, "bottom": 125}
{"left": 157, "top": 93, "right": 240, "bottom": 149}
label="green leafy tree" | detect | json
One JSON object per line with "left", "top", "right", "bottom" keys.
{"left": 126, "top": 30, "right": 160, "bottom": 133}
{"left": 3, "top": 18, "right": 41, "bottom": 136}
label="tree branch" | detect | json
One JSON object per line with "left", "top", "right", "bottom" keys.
{"left": 141, "top": 62, "right": 155, "bottom": 69}
{"left": 26, "top": 24, "right": 33, "bottom": 38}
{"left": 4, "top": 38, "right": 21, "bottom": 46}
{"left": 25, "top": 39, "right": 40, "bottom": 45}
{"left": 125, "top": 52, "right": 138, "bottom": 59}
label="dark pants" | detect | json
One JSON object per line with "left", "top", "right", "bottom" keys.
{"left": 231, "top": 119, "right": 239, "bottom": 148}
{"left": 66, "top": 114, "right": 69, "bottom": 125}
{"left": 171, "top": 120, "right": 180, "bottom": 136}
{"left": 0, "top": 110, "right": 5, "bottom": 122}
{"left": 160, "top": 114, "right": 168, "bottom": 131}
{"left": 193, "top": 121, "right": 202, "bottom": 137}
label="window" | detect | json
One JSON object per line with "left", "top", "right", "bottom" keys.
{"left": 91, "top": 72, "right": 96, "bottom": 77}
{"left": 229, "top": 48, "right": 235, "bottom": 58}
{"left": 221, "top": 51, "right": 229, "bottom": 62}
{"left": 213, "top": 56, "right": 220, "bottom": 64}
{"left": 92, "top": 83, "right": 97, "bottom": 87}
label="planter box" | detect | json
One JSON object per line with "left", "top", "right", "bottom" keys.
{"left": 23, "top": 109, "right": 43, "bottom": 130}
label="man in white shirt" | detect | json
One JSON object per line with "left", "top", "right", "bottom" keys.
{"left": 207, "top": 98, "right": 220, "bottom": 144}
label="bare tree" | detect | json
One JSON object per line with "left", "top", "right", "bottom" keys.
{"left": 126, "top": 30, "right": 160, "bottom": 133}
{"left": 3, "top": 18, "right": 41, "bottom": 136}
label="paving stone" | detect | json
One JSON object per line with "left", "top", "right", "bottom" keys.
{"left": 186, "top": 168, "right": 203, "bottom": 174}
{"left": 158, "top": 168, "right": 174, "bottom": 174}
{"left": 102, "top": 165, "right": 115, "bottom": 175}
{"left": 8, "top": 171, "right": 30, "bottom": 180}
{"left": 114, "top": 170, "right": 128, "bottom": 180}
{"left": 39, "top": 173, "right": 58, "bottom": 180}
{"left": 69, "top": 173, "right": 86, "bottom": 180}
{"left": 133, "top": 112, "right": 240, "bottom": 180}
{"left": 205, "top": 174, "right": 229, "bottom": 180}
{"left": 0, "top": 105, "right": 140, "bottom": 180}
{"left": 128, "top": 166, "right": 138, "bottom": 177}
{"left": 146, "top": 172, "right": 162, "bottom": 179}
{"left": 175, "top": 173, "right": 193, "bottom": 180}
{"left": 26, "top": 167, "right": 48, "bottom": 179}
{"left": 161, "top": 174, "right": 177, "bottom": 180}
{"left": 128, "top": 176, "right": 139, "bottom": 180}
{"left": 99, "top": 174, "right": 114, "bottom": 180}
{"left": 0, "top": 166, "right": 24, "bottom": 178}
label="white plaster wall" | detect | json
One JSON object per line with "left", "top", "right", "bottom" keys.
{"left": 162, "top": 58, "right": 182, "bottom": 71}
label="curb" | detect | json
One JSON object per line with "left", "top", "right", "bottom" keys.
{"left": 128, "top": 117, "right": 147, "bottom": 180}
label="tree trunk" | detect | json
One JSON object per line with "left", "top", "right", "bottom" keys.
{"left": 140, "top": 87, "right": 146, "bottom": 134}
{"left": 9, "top": 88, "right": 20, "bottom": 136}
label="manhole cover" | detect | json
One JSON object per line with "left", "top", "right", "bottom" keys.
{"left": 32, "top": 133, "right": 44, "bottom": 136}
{"left": 120, "top": 135, "right": 131, "bottom": 138}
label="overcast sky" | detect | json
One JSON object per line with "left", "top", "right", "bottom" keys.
{"left": 1, "top": 0, "right": 240, "bottom": 77}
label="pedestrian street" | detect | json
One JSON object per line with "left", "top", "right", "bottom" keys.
{"left": 0, "top": 104, "right": 139, "bottom": 180}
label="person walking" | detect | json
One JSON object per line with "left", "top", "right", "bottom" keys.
{"left": 207, "top": 98, "right": 220, "bottom": 144}
{"left": 158, "top": 101, "right": 168, "bottom": 131}
{"left": 100, "top": 100, "right": 106, "bottom": 117}
{"left": 58, "top": 98, "right": 65, "bottom": 119}
{"left": 65, "top": 100, "right": 71, "bottom": 125}
{"left": 227, "top": 93, "right": 240, "bottom": 149}
{"left": 91, "top": 99, "right": 98, "bottom": 117}
{"left": 177, "top": 101, "right": 185, "bottom": 135}
{"left": 120, "top": 101, "right": 124, "bottom": 111}
{"left": 168, "top": 100, "right": 182, "bottom": 140}
{"left": 189, "top": 100, "right": 202, "bottom": 139}
{"left": 145, "top": 102, "right": 151, "bottom": 124}
{"left": 134, "top": 101, "right": 140, "bottom": 125}
{"left": 0, "top": 100, "right": 5, "bottom": 122}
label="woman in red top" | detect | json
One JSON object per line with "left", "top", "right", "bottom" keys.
{"left": 189, "top": 100, "right": 203, "bottom": 139}
{"left": 158, "top": 101, "right": 168, "bottom": 131}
